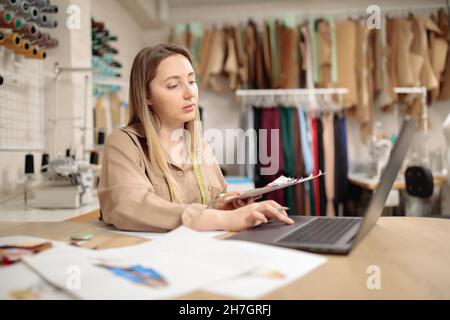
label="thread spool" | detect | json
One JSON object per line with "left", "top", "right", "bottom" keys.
{"left": 24, "top": 45, "right": 38, "bottom": 58}
{"left": 0, "top": 75, "right": 4, "bottom": 86}
{"left": 3, "top": 32, "right": 21, "bottom": 50}
{"left": 90, "top": 150, "right": 99, "bottom": 165}
{"left": 28, "top": 0, "right": 49, "bottom": 6}
{"left": 24, "top": 45, "right": 45, "bottom": 59}
{"left": 2, "top": 0, "right": 21, "bottom": 12}
{"left": 18, "top": 22, "right": 39, "bottom": 40}
{"left": 41, "top": 37, "right": 57, "bottom": 49}
{"left": 38, "top": 13, "right": 56, "bottom": 28}
{"left": 25, "top": 153, "right": 34, "bottom": 175}
{"left": 0, "top": 10, "right": 15, "bottom": 28}
{"left": 27, "top": 6, "right": 40, "bottom": 22}
{"left": 40, "top": 4, "right": 57, "bottom": 13}
{"left": 15, "top": 38, "right": 30, "bottom": 54}
{"left": 41, "top": 153, "right": 49, "bottom": 172}
{"left": 13, "top": 16, "right": 24, "bottom": 31}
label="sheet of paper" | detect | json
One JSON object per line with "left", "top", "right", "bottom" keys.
{"left": 96, "top": 224, "right": 227, "bottom": 240}
{"left": 206, "top": 239, "right": 327, "bottom": 298}
{"left": 0, "top": 263, "right": 73, "bottom": 300}
{"left": 22, "top": 229, "right": 258, "bottom": 299}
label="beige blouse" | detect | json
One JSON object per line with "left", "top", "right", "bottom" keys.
{"left": 98, "top": 123, "right": 228, "bottom": 232}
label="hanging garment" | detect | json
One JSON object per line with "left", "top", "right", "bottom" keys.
{"left": 438, "top": 9, "right": 450, "bottom": 99}
{"left": 427, "top": 16, "right": 448, "bottom": 100}
{"left": 253, "top": 106, "right": 264, "bottom": 188}
{"left": 410, "top": 16, "right": 439, "bottom": 91}
{"left": 201, "top": 27, "right": 225, "bottom": 92}
{"left": 268, "top": 19, "right": 280, "bottom": 88}
{"left": 299, "top": 108, "right": 313, "bottom": 175}
{"left": 374, "top": 16, "right": 396, "bottom": 110}
{"left": 310, "top": 115, "right": 321, "bottom": 216}
{"left": 328, "top": 17, "right": 338, "bottom": 85}
{"left": 291, "top": 107, "right": 306, "bottom": 215}
{"left": 299, "top": 109, "right": 313, "bottom": 216}
{"left": 333, "top": 113, "right": 349, "bottom": 215}
{"left": 279, "top": 24, "right": 299, "bottom": 88}
{"left": 300, "top": 23, "right": 315, "bottom": 90}
{"left": 262, "top": 22, "right": 273, "bottom": 89}
{"left": 316, "top": 19, "right": 332, "bottom": 88}
{"left": 259, "top": 107, "right": 285, "bottom": 205}
{"left": 317, "top": 116, "right": 327, "bottom": 216}
{"left": 233, "top": 25, "right": 248, "bottom": 90}
{"left": 198, "top": 28, "right": 213, "bottom": 85}
{"left": 280, "top": 107, "right": 296, "bottom": 211}
{"left": 322, "top": 112, "right": 336, "bottom": 216}
{"left": 336, "top": 20, "right": 358, "bottom": 108}
{"left": 224, "top": 25, "right": 239, "bottom": 91}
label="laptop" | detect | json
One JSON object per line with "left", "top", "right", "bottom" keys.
{"left": 228, "top": 117, "right": 416, "bottom": 255}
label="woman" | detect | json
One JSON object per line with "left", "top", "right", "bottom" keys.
{"left": 98, "top": 43, "right": 293, "bottom": 232}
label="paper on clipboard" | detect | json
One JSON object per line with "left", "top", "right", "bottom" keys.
{"left": 238, "top": 171, "right": 326, "bottom": 199}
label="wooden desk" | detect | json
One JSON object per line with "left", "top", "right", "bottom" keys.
{"left": 1, "top": 217, "right": 449, "bottom": 299}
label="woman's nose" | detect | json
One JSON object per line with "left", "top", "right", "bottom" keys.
{"left": 183, "top": 82, "right": 195, "bottom": 99}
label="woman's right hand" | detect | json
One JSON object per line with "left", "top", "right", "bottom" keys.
{"left": 224, "top": 200, "right": 294, "bottom": 232}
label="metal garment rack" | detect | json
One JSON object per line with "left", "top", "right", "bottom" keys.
{"left": 236, "top": 88, "right": 349, "bottom": 112}
{"left": 235, "top": 88, "right": 349, "bottom": 181}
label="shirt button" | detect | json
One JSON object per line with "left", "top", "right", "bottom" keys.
{"left": 177, "top": 171, "right": 184, "bottom": 177}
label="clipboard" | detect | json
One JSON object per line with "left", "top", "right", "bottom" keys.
{"left": 238, "top": 171, "right": 326, "bottom": 200}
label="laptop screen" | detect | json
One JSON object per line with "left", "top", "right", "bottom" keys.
{"left": 353, "top": 117, "right": 416, "bottom": 245}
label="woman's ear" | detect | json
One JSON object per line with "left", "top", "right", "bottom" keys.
{"left": 146, "top": 97, "right": 152, "bottom": 107}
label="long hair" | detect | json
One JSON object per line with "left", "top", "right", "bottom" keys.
{"left": 127, "top": 44, "right": 203, "bottom": 204}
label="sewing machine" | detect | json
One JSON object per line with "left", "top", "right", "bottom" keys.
{"left": 34, "top": 157, "right": 94, "bottom": 209}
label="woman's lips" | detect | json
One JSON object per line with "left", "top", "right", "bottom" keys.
{"left": 183, "top": 105, "right": 195, "bottom": 112}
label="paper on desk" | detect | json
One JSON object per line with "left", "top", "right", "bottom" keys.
{"left": 0, "top": 263, "right": 72, "bottom": 300}
{"left": 22, "top": 228, "right": 258, "bottom": 299}
{"left": 97, "top": 224, "right": 227, "bottom": 240}
{"left": 206, "top": 239, "right": 327, "bottom": 298}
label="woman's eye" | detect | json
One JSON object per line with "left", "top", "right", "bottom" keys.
{"left": 167, "top": 84, "right": 178, "bottom": 89}
{"left": 189, "top": 80, "right": 197, "bottom": 85}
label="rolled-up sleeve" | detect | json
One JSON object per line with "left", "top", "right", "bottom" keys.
{"left": 98, "top": 130, "right": 208, "bottom": 232}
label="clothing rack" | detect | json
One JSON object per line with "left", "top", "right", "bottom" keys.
{"left": 236, "top": 88, "right": 348, "bottom": 112}
{"left": 236, "top": 88, "right": 348, "bottom": 180}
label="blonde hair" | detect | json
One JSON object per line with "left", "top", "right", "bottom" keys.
{"left": 127, "top": 44, "right": 203, "bottom": 204}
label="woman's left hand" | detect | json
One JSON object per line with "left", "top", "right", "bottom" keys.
{"left": 211, "top": 191, "right": 262, "bottom": 210}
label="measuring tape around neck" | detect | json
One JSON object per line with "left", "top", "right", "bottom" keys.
{"left": 189, "top": 150, "right": 208, "bottom": 205}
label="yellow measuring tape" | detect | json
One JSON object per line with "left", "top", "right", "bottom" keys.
{"left": 189, "top": 150, "right": 208, "bottom": 205}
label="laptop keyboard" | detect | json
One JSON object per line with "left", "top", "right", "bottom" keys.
{"left": 277, "top": 218, "right": 361, "bottom": 245}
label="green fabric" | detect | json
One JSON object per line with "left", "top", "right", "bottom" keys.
{"left": 189, "top": 22, "right": 203, "bottom": 70}
{"left": 329, "top": 16, "right": 338, "bottom": 84}
{"left": 175, "top": 23, "right": 187, "bottom": 34}
{"left": 280, "top": 107, "right": 295, "bottom": 210}
{"left": 283, "top": 14, "right": 296, "bottom": 29}
{"left": 268, "top": 19, "right": 280, "bottom": 87}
